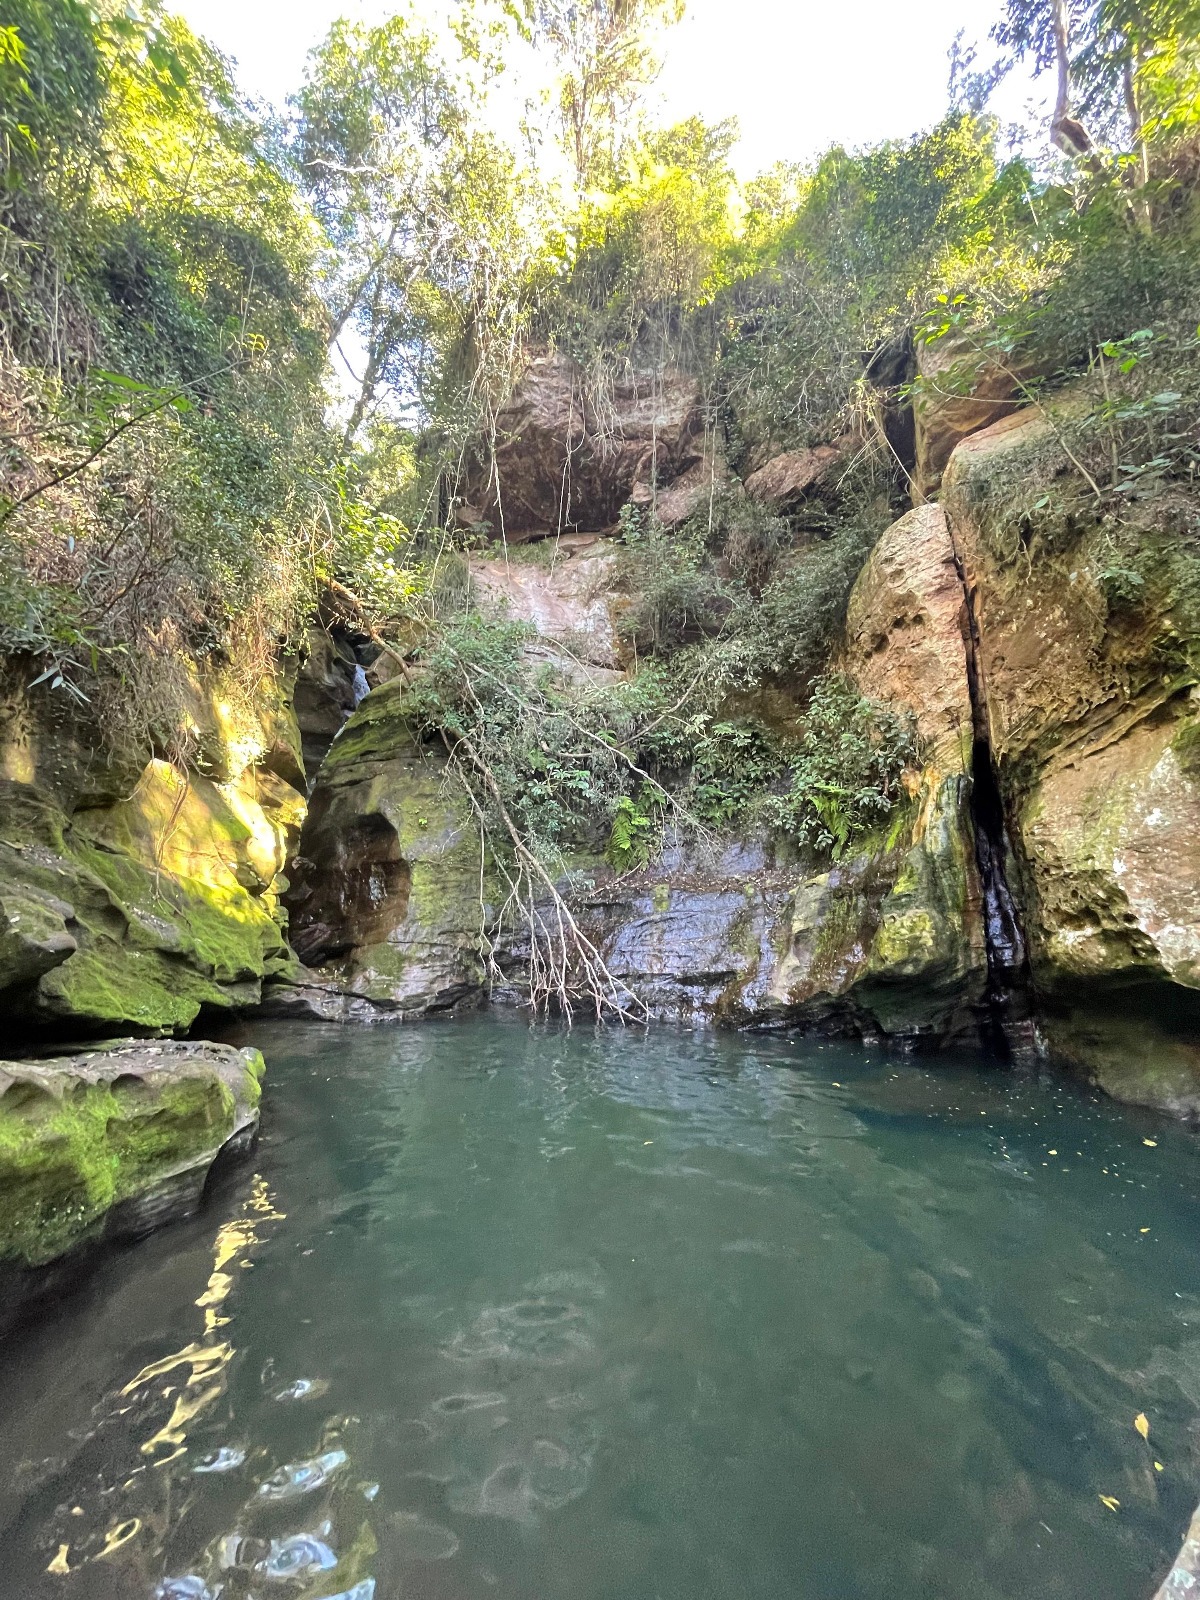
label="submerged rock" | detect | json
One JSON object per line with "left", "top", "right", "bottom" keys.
{"left": 0, "top": 1038, "right": 264, "bottom": 1316}
{"left": 1156, "top": 1501, "right": 1200, "bottom": 1597}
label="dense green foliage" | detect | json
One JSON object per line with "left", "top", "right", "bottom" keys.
{"left": 0, "top": 0, "right": 332, "bottom": 749}
{"left": 2, "top": 0, "right": 1198, "bottom": 892}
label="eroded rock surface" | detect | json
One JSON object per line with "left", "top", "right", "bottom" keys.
{"left": 282, "top": 680, "right": 488, "bottom": 1020}
{"left": 293, "top": 628, "right": 366, "bottom": 778}
{"left": 0, "top": 1038, "right": 264, "bottom": 1316}
{"left": 0, "top": 664, "right": 307, "bottom": 1035}
{"left": 914, "top": 332, "right": 1026, "bottom": 501}
{"left": 943, "top": 401, "right": 1200, "bottom": 1107}
{"left": 468, "top": 537, "right": 625, "bottom": 677}
{"left": 463, "top": 349, "right": 707, "bottom": 538}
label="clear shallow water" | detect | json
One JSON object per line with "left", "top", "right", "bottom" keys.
{"left": 2, "top": 1021, "right": 1200, "bottom": 1600}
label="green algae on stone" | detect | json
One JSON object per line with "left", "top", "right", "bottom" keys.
{"left": 0, "top": 1040, "right": 265, "bottom": 1270}
{"left": 284, "top": 685, "right": 495, "bottom": 1016}
{"left": 0, "top": 662, "right": 306, "bottom": 1036}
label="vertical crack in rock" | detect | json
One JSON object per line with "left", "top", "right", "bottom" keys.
{"left": 947, "top": 520, "right": 1034, "bottom": 1059}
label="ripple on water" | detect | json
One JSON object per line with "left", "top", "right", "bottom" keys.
{"left": 431, "top": 1392, "right": 507, "bottom": 1414}
{"left": 387, "top": 1510, "right": 461, "bottom": 1560}
{"left": 445, "top": 1298, "right": 592, "bottom": 1363}
{"left": 447, "top": 1422, "right": 598, "bottom": 1525}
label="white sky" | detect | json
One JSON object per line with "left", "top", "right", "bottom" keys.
{"left": 176, "top": 0, "right": 1053, "bottom": 177}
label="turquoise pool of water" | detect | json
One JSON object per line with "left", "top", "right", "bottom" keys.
{"left": 1, "top": 1018, "right": 1199, "bottom": 1599}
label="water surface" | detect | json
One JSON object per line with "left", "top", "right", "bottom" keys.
{"left": 2, "top": 1018, "right": 1200, "bottom": 1600}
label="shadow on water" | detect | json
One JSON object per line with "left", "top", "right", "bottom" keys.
{"left": 1, "top": 1015, "right": 1199, "bottom": 1600}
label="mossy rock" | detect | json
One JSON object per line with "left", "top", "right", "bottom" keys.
{"left": 0, "top": 728, "right": 304, "bottom": 1034}
{"left": 283, "top": 683, "right": 492, "bottom": 1018}
{"left": 765, "top": 773, "right": 986, "bottom": 1040}
{"left": 0, "top": 1039, "right": 264, "bottom": 1277}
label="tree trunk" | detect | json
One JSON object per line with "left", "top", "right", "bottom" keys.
{"left": 1048, "top": 0, "right": 1095, "bottom": 159}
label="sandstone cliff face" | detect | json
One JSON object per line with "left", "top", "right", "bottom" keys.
{"left": 750, "top": 502, "right": 986, "bottom": 1041}
{"left": 466, "top": 537, "right": 626, "bottom": 679}
{"left": 279, "top": 502, "right": 988, "bottom": 1041}
{"left": 913, "top": 333, "right": 1025, "bottom": 502}
{"left": 462, "top": 350, "right": 708, "bottom": 538}
{"left": 942, "top": 401, "right": 1200, "bottom": 1111}
{"left": 826, "top": 503, "right": 988, "bottom": 1035}
{"left": 282, "top": 679, "right": 489, "bottom": 1020}
{"left": 0, "top": 665, "right": 307, "bottom": 1036}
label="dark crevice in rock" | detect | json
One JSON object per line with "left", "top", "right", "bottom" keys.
{"left": 949, "top": 530, "right": 1035, "bottom": 1060}
{"left": 969, "top": 735, "right": 1034, "bottom": 1057}
{"left": 287, "top": 810, "right": 412, "bottom": 967}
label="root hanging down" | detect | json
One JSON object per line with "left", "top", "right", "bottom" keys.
{"left": 447, "top": 737, "right": 646, "bottom": 1024}
{"left": 324, "top": 578, "right": 647, "bottom": 1025}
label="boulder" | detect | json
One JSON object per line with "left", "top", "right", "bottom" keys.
{"left": 628, "top": 450, "right": 728, "bottom": 529}
{"left": 942, "top": 399, "right": 1200, "bottom": 1107}
{"left": 0, "top": 1038, "right": 264, "bottom": 1318}
{"left": 462, "top": 350, "right": 707, "bottom": 537}
{"left": 282, "top": 680, "right": 489, "bottom": 1019}
{"left": 0, "top": 664, "right": 306, "bottom": 1035}
{"left": 744, "top": 438, "right": 854, "bottom": 515}
{"left": 913, "top": 332, "right": 1026, "bottom": 501}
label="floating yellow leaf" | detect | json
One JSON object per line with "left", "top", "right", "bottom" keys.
{"left": 1144, "top": 1139, "right": 1158, "bottom": 1148}
{"left": 1135, "top": 1413, "right": 1150, "bottom": 1440}
{"left": 1155, "top": 1462, "right": 1165, "bottom": 1472}
{"left": 46, "top": 1545, "right": 70, "bottom": 1576}
{"left": 1141, "top": 1228, "right": 1151, "bottom": 1234}
{"left": 1099, "top": 1495, "right": 1121, "bottom": 1511}
{"left": 1049, "top": 1149, "right": 1058, "bottom": 1155}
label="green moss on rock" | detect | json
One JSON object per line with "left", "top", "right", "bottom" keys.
{"left": 0, "top": 1040, "right": 265, "bottom": 1269}
{"left": 0, "top": 687, "right": 305, "bottom": 1034}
